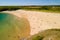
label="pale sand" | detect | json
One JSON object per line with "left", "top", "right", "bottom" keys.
{"left": 3, "top": 10, "right": 60, "bottom": 35}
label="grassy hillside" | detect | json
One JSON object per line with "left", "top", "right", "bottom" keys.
{"left": 21, "top": 5, "right": 60, "bottom": 13}
{"left": 0, "top": 13, "right": 30, "bottom": 40}
{"left": 28, "top": 29, "right": 60, "bottom": 40}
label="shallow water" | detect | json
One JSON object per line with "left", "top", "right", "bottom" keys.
{"left": 0, "top": 12, "right": 30, "bottom": 40}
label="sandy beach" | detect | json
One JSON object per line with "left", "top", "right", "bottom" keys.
{"left": 3, "top": 10, "right": 60, "bottom": 35}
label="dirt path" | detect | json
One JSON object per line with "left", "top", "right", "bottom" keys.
{"left": 3, "top": 10, "right": 60, "bottom": 35}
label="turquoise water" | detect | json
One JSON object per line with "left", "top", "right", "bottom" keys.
{"left": 0, "top": 13, "right": 14, "bottom": 23}
{"left": 0, "top": 13, "right": 7, "bottom": 21}
{"left": 0, "top": 13, "right": 15, "bottom": 30}
{"left": 0, "top": 13, "right": 9, "bottom": 22}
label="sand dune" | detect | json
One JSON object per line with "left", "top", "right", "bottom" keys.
{"left": 3, "top": 10, "right": 60, "bottom": 35}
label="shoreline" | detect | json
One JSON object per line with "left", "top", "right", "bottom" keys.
{"left": 3, "top": 9, "right": 60, "bottom": 35}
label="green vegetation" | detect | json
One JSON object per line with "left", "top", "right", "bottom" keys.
{"left": 28, "top": 29, "right": 60, "bottom": 40}
{"left": 22, "top": 5, "right": 60, "bottom": 13}
{"left": 0, "top": 5, "right": 60, "bottom": 13}
{"left": 0, "top": 6, "right": 20, "bottom": 11}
